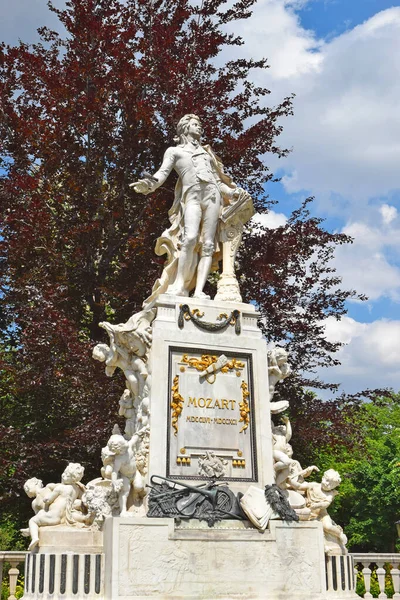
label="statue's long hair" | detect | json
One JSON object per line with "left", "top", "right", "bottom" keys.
{"left": 174, "top": 114, "right": 203, "bottom": 146}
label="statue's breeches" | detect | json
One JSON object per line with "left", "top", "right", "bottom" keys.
{"left": 182, "top": 183, "right": 221, "bottom": 251}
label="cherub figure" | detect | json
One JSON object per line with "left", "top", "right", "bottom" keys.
{"left": 21, "top": 463, "right": 86, "bottom": 551}
{"left": 93, "top": 309, "right": 155, "bottom": 402}
{"left": 270, "top": 417, "right": 320, "bottom": 516}
{"left": 119, "top": 389, "right": 137, "bottom": 439}
{"left": 290, "top": 468, "right": 348, "bottom": 554}
{"left": 272, "top": 416, "right": 294, "bottom": 488}
{"left": 198, "top": 451, "right": 228, "bottom": 478}
{"left": 268, "top": 347, "right": 291, "bottom": 399}
{"left": 92, "top": 336, "right": 148, "bottom": 401}
{"left": 21, "top": 477, "right": 56, "bottom": 515}
{"left": 136, "top": 396, "right": 150, "bottom": 431}
{"left": 101, "top": 444, "right": 115, "bottom": 480}
{"left": 105, "top": 433, "right": 146, "bottom": 516}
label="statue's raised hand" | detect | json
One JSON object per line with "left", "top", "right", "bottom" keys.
{"left": 129, "top": 178, "right": 154, "bottom": 195}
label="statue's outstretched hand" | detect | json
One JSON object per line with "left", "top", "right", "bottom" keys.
{"left": 305, "top": 465, "right": 320, "bottom": 476}
{"left": 129, "top": 179, "right": 154, "bottom": 195}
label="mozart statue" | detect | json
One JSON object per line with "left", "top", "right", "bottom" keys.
{"left": 131, "top": 114, "right": 245, "bottom": 307}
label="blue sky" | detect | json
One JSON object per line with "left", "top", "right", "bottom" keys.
{"left": 1, "top": 0, "right": 399, "bottom": 394}
{"left": 299, "top": 0, "right": 398, "bottom": 38}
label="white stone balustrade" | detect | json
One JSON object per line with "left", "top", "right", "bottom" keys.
{"left": 0, "top": 551, "right": 27, "bottom": 600}
{"left": 352, "top": 554, "right": 400, "bottom": 599}
{"left": 2, "top": 548, "right": 400, "bottom": 599}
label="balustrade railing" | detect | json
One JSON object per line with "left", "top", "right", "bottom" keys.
{"left": 1, "top": 549, "right": 400, "bottom": 598}
{"left": 352, "top": 553, "right": 400, "bottom": 599}
{"left": 0, "top": 551, "right": 27, "bottom": 600}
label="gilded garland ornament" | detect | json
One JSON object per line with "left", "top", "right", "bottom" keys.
{"left": 178, "top": 305, "right": 241, "bottom": 334}
{"left": 239, "top": 380, "right": 250, "bottom": 433}
{"left": 171, "top": 375, "right": 184, "bottom": 436}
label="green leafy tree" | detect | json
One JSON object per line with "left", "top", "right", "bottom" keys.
{"left": 0, "top": 514, "right": 25, "bottom": 600}
{"left": 312, "top": 395, "right": 400, "bottom": 552}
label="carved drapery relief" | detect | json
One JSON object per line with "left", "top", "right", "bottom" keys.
{"left": 215, "top": 188, "right": 255, "bottom": 303}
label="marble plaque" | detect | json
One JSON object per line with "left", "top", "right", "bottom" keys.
{"left": 167, "top": 347, "right": 257, "bottom": 481}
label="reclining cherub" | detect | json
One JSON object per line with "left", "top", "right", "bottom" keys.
{"left": 21, "top": 463, "right": 86, "bottom": 551}
{"left": 21, "top": 477, "right": 56, "bottom": 515}
{"left": 290, "top": 468, "right": 348, "bottom": 553}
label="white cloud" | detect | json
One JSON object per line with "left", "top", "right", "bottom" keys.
{"left": 252, "top": 210, "right": 287, "bottom": 230}
{"left": 230, "top": 2, "right": 400, "bottom": 372}
{"left": 232, "top": 0, "right": 323, "bottom": 80}
{"left": 332, "top": 217, "right": 400, "bottom": 302}
{"left": 324, "top": 315, "right": 366, "bottom": 345}
{"left": 380, "top": 203, "right": 398, "bottom": 225}
{"left": 321, "top": 316, "right": 400, "bottom": 392}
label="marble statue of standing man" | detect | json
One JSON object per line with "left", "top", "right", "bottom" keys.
{"left": 131, "top": 114, "right": 238, "bottom": 306}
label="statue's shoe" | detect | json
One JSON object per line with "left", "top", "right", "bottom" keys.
{"left": 165, "top": 287, "right": 188, "bottom": 297}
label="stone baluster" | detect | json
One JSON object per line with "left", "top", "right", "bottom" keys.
{"left": 375, "top": 560, "right": 388, "bottom": 599}
{"left": 0, "top": 553, "right": 27, "bottom": 600}
{"left": 352, "top": 555, "right": 400, "bottom": 600}
{"left": 392, "top": 566, "right": 400, "bottom": 600}
{"left": 7, "top": 558, "right": 20, "bottom": 600}
{"left": 362, "top": 563, "right": 373, "bottom": 599}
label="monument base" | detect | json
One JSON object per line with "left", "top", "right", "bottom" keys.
{"left": 103, "top": 517, "right": 358, "bottom": 600}
{"left": 22, "top": 528, "right": 104, "bottom": 599}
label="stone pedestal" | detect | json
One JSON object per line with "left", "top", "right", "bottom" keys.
{"left": 21, "top": 296, "right": 358, "bottom": 600}
{"left": 23, "top": 528, "right": 104, "bottom": 600}
{"left": 103, "top": 517, "right": 358, "bottom": 600}
{"left": 148, "top": 294, "right": 274, "bottom": 493}
{"left": 37, "top": 526, "right": 103, "bottom": 554}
